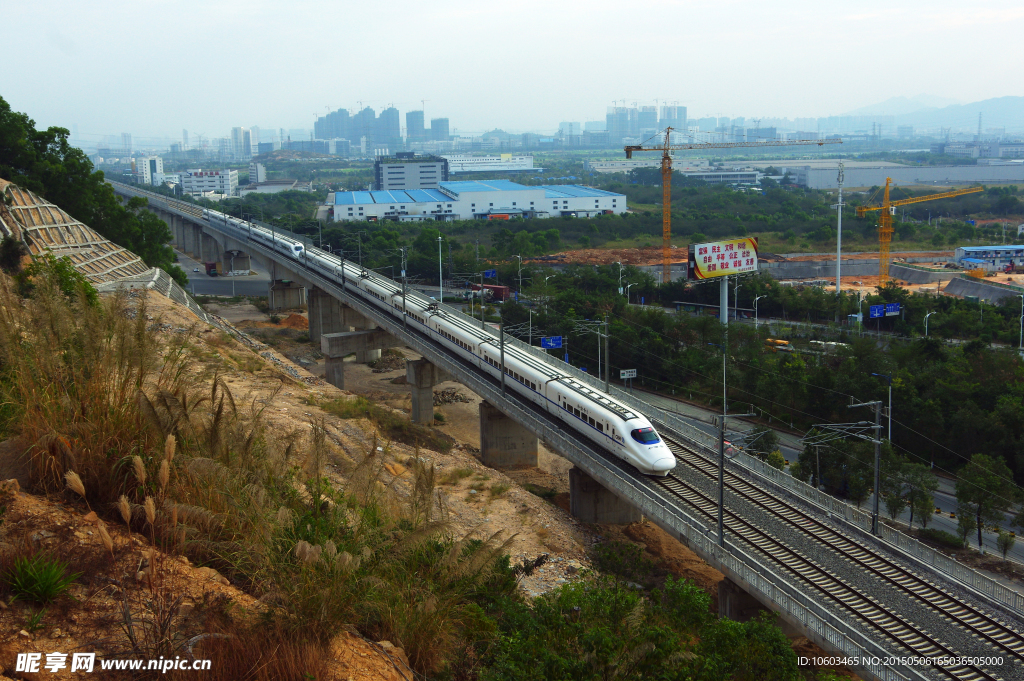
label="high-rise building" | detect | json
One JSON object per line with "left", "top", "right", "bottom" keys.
{"left": 406, "top": 110, "right": 425, "bottom": 141}
{"left": 135, "top": 156, "right": 163, "bottom": 186}
{"left": 638, "top": 107, "right": 658, "bottom": 133}
{"left": 430, "top": 118, "right": 449, "bottom": 141}
{"left": 315, "top": 108, "right": 351, "bottom": 141}
{"left": 659, "top": 106, "right": 686, "bottom": 132}
{"left": 250, "top": 126, "right": 261, "bottom": 156}
{"left": 182, "top": 129, "right": 189, "bottom": 150}
{"left": 559, "top": 122, "right": 582, "bottom": 136}
{"left": 249, "top": 161, "right": 267, "bottom": 183}
{"left": 377, "top": 107, "right": 401, "bottom": 144}
{"left": 121, "top": 132, "right": 133, "bottom": 154}
{"left": 230, "top": 127, "right": 252, "bottom": 160}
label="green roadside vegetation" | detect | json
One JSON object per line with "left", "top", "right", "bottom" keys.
{"left": 0, "top": 96, "right": 187, "bottom": 286}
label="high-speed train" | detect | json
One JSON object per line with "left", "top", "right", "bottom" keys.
{"left": 202, "top": 209, "right": 677, "bottom": 476}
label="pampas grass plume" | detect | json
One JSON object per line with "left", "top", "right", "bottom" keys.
{"left": 65, "top": 470, "right": 86, "bottom": 497}
{"left": 118, "top": 495, "right": 131, "bottom": 526}
{"left": 144, "top": 496, "right": 156, "bottom": 525}
{"left": 132, "top": 456, "right": 146, "bottom": 485}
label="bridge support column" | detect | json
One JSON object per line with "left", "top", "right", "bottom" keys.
{"left": 718, "top": 578, "right": 765, "bottom": 622}
{"left": 320, "top": 329, "right": 403, "bottom": 391}
{"left": 196, "top": 225, "right": 205, "bottom": 262}
{"left": 309, "top": 288, "right": 358, "bottom": 344}
{"left": 406, "top": 359, "right": 452, "bottom": 424}
{"left": 569, "top": 466, "right": 642, "bottom": 524}
{"left": 268, "top": 280, "right": 306, "bottom": 310}
{"left": 183, "top": 222, "right": 197, "bottom": 258}
{"left": 479, "top": 402, "right": 538, "bottom": 467}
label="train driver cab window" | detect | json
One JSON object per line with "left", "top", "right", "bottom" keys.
{"left": 630, "top": 427, "right": 660, "bottom": 445}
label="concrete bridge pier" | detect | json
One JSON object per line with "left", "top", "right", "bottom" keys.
{"left": 222, "top": 251, "right": 251, "bottom": 274}
{"left": 718, "top": 578, "right": 766, "bottom": 621}
{"left": 268, "top": 280, "right": 306, "bottom": 310}
{"left": 569, "top": 466, "right": 642, "bottom": 524}
{"left": 406, "top": 359, "right": 453, "bottom": 423}
{"left": 320, "top": 328, "right": 403, "bottom": 390}
{"left": 479, "top": 401, "right": 538, "bottom": 467}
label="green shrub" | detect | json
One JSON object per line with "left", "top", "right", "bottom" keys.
{"left": 5, "top": 554, "right": 81, "bottom": 604}
{"left": 433, "top": 411, "right": 446, "bottom": 424}
{"left": 522, "top": 483, "right": 556, "bottom": 501}
{"left": 589, "top": 540, "right": 654, "bottom": 582}
{"left": 489, "top": 483, "right": 511, "bottom": 498}
{"left": 322, "top": 397, "right": 453, "bottom": 452}
{"left": 919, "top": 528, "right": 962, "bottom": 549}
{"left": 439, "top": 468, "right": 473, "bottom": 485}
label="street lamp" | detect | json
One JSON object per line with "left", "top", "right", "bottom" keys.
{"left": 625, "top": 282, "right": 638, "bottom": 304}
{"left": 871, "top": 373, "right": 893, "bottom": 441}
{"left": 513, "top": 254, "right": 524, "bottom": 295}
{"left": 615, "top": 261, "right": 625, "bottom": 295}
{"left": 754, "top": 295, "right": 766, "bottom": 329}
{"left": 544, "top": 274, "right": 556, "bottom": 313}
{"left": 924, "top": 311, "right": 936, "bottom": 337}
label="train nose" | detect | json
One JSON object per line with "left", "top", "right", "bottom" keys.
{"left": 653, "top": 457, "right": 676, "bottom": 473}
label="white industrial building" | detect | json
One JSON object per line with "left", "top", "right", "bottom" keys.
{"left": 585, "top": 158, "right": 709, "bottom": 174}
{"left": 785, "top": 163, "right": 1024, "bottom": 189}
{"left": 329, "top": 180, "right": 625, "bottom": 223}
{"left": 135, "top": 156, "right": 163, "bottom": 186}
{"left": 249, "top": 162, "right": 267, "bottom": 183}
{"left": 954, "top": 245, "right": 1024, "bottom": 271}
{"left": 181, "top": 169, "right": 239, "bottom": 198}
{"left": 443, "top": 154, "right": 536, "bottom": 173}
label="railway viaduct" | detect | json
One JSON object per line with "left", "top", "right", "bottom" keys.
{"left": 110, "top": 181, "right": 1024, "bottom": 681}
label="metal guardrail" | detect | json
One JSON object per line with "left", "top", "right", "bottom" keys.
{"left": 108, "top": 179, "right": 1024, "bottom": 621}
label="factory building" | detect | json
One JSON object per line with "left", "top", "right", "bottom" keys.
{"left": 444, "top": 154, "right": 536, "bottom": 173}
{"left": 373, "top": 153, "right": 449, "bottom": 190}
{"left": 329, "top": 180, "right": 625, "bottom": 223}
{"left": 180, "top": 169, "right": 238, "bottom": 198}
{"left": 955, "top": 245, "right": 1024, "bottom": 271}
{"left": 786, "top": 164, "right": 1024, "bottom": 189}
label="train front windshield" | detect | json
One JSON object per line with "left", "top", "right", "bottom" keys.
{"left": 630, "top": 427, "right": 660, "bottom": 445}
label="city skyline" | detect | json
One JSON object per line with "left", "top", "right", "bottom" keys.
{"left": 4, "top": 0, "right": 1022, "bottom": 143}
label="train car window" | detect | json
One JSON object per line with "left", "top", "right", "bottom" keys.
{"left": 588, "top": 416, "right": 595, "bottom": 427}
{"left": 597, "top": 423, "right": 604, "bottom": 432}
{"left": 630, "top": 427, "right": 661, "bottom": 445}
{"left": 573, "top": 408, "right": 581, "bottom": 418}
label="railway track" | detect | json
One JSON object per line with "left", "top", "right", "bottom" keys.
{"left": 658, "top": 438, "right": 1022, "bottom": 680}
{"left": 654, "top": 472, "right": 1002, "bottom": 681}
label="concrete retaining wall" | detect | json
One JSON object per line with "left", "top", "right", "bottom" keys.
{"left": 944, "top": 276, "right": 1023, "bottom": 303}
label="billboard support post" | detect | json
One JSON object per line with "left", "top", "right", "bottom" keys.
{"left": 720, "top": 275, "right": 729, "bottom": 327}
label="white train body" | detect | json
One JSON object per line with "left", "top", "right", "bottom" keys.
{"left": 200, "top": 208, "right": 676, "bottom": 476}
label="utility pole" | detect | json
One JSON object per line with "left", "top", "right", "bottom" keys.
{"left": 437, "top": 235, "right": 443, "bottom": 304}
{"left": 604, "top": 315, "right": 610, "bottom": 393}
{"left": 400, "top": 247, "right": 408, "bottom": 327}
{"left": 499, "top": 323, "right": 506, "bottom": 396}
{"left": 832, "top": 160, "right": 845, "bottom": 303}
{"left": 848, "top": 400, "right": 884, "bottom": 535}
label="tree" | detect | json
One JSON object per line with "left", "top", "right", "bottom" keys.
{"left": 746, "top": 426, "right": 780, "bottom": 460}
{"left": 903, "top": 463, "right": 939, "bottom": 531}
{"left": 766, "top": 450, "right": 785, "bottom": 471}
{"left": 0, "top": 235, "right": 27, "bottom": 273}
{"left": 996, "top": 531, "right": 1015, "bottom": 561}
{"left": 955, "top": 453, "right": 1015, "bottom": 549}
{"left": 956, "top": 512, "right": 977, "bottom": 549}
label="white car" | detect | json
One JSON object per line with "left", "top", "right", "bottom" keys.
{"left": 193, "top": 268, "right": 200, "bottom": 273}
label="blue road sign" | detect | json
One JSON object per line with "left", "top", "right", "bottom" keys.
{"left": 884, "top": 302, "right": 901, "bottom": 317}
{"left": 869, "top": 305, "right": 884, "bottom": 319}
{"left": 483, "top": 269, "right": 497, "bottom": 278}
{"left": 541, "top": 336, "right": 563, "bottom": 349}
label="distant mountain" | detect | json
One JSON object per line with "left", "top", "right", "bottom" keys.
{"left": 843, "top": 96, "right": 1024, "bottom": 133}
{"left": 844, "top": 95, "right": 962, "bottom": 116}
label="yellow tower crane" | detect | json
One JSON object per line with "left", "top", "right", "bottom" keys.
{"left": 855, "top": 178, "right": 983, "bottom": 280}
{"left": 625, "top": 129, "right": 842, "bottom": 283}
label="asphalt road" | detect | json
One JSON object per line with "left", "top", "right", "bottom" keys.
{"left": 174, "top": 250, "right": 270, "bottom": 297}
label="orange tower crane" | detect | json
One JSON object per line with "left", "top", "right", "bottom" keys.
{"left": 855, "top": 178, "right": 983, "bottom": 280}
{"left": 625, "top": 129, "right": 841, "bottom": 283}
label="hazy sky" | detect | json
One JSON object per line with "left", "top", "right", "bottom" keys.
{"left": 4, "top": 0, "right": 1022, "bottom": 144}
